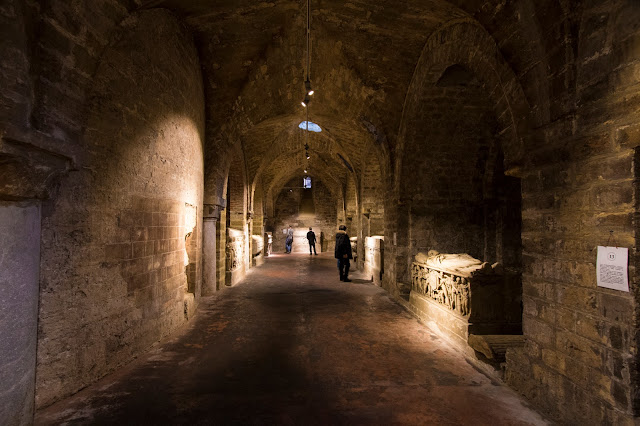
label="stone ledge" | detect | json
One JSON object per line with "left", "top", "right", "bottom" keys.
{"left": 468, "top": 334, "right": 524, "bottom": 363}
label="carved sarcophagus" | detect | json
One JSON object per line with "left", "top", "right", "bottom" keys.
{"left": 409, "top": 250, "right": 521, "bottom": 344}
{"left": 225, "top": 228, "right": 244, "bottom": 272}
{"left": 251, "top": 234, "right": 265, "bottom": 266}
{"left": 225, "top": 228, "right": 246, "bottom": 286}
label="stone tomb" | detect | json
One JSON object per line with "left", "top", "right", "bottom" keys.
{"left": 364, "top": 236, "right": 384, "bottom": 285}
{"left": 225, "top": 228, "right": 245, "bottom": 286}
{"left": 252, "top": 235, "right": 264, "bottom": 266}
{"left": 409, "top": 250, "right": 521, "bottom": 353}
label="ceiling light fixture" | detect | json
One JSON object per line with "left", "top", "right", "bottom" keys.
{"left": 305, "top": 79, "right": 314, "bottom": 96}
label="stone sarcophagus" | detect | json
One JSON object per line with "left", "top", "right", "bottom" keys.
{"left": 364, "top": 236, "right": 384, "bottom": 285}
{"left": 252, "top": 234, "right": 264, "bottom": 266}
{"left": 225, "top": 228, "right": 245, "bottom": 286}
{"left": 409, "top": 250, "right": 521, "bottom": 347}
{"left": 264, "top": 232, "right": 272, "bottom": 256}
{"left": 350, "top": 237, "right": 358, "bottom": 263}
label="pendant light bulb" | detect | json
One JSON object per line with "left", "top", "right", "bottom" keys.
{"left": 305, "top": 79, "right": 314, "bottom": 96}
{"left": 301, "top": 94, "right": 310, "bottom": 107}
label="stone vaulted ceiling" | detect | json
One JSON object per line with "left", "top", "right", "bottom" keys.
{"left": 138, "top": 0, "right": 545, "bottom": 201}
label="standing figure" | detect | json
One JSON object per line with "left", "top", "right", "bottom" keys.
{"left": 307, "top": 227, "right": 318, "bottom": 255}
{"left": 285, "top": 225, "right": 294, "bottom": 254}
{"left": 335, "top": 225, "right": 353, "bottom": 282}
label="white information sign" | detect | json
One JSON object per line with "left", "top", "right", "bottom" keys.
{"left": 596, "top": 246, "right": 629, "bottom": 292}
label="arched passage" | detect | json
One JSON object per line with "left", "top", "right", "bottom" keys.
{"left": 389, "top": 21, "right": 528, "bottom": 360}
{"left": 390, "top": 20, "right": 531, "bottom": 295}
{"left": 221, "top": 152, "right": 249, "bottom": 286}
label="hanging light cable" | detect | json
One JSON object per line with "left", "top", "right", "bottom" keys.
{"left": 305, "top": 0, "right": 313, "bottom": 96}
{"left": 303, "top": 0, "right": 312, "bottom": 163}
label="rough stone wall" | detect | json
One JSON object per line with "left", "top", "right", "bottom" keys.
{"left": 506, "top": 3, "right": 640, "bottom": 423}
{"left": 36, "top": 9, "right": 204, "bottom": 408}
{"left": 30, "top": 0, "right": 139, "bottom": 146}
{"left": 0, "top": 0, "right": 34, "bottom": 130}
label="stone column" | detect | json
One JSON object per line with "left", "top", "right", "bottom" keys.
{"left": 202, "top": 203, "right": 222, "bottom": 296}
{"left": 0, "top": 202, "right": 41, "bottom": 425}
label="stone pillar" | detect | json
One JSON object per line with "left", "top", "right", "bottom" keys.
{"left": 202, "top": 203, "right": 222, "bottom": 295}
{"left": 0, "top": 202, "right": 41, "bottom": 425}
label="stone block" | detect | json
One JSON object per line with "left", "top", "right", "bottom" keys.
{"left": 555, "top": 329, "right": 603, "bottom": 369}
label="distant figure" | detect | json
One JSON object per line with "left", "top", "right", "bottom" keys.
{"left": 307, "top": 227, "right": 317, "bottom": 255}
{"left": 285, "top": 225, "right": 294, "bottom": 254}
{"left": 335, "top": 225, "right": 353, "bottom": 282}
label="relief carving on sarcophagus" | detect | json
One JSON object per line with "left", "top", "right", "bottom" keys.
{"left": 225, "top": 228, "right": 244, "bottom": 272}
{"left": 410, "top": 250, "right": 521, "bottom": 342}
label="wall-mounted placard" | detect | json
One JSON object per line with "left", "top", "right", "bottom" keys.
{"left": 596, "top": 246, "right": 628, "bottom": 292}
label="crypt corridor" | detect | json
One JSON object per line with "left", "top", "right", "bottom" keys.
{"left": 35, "top": 253, "right": 546, "bottom": 425}
{"left": 1, "top": 0, "right": 640, "bottom": 425}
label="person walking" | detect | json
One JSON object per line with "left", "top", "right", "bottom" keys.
{"left": 307, "top": 227, "right": 318, "bottom": 255}
{"left": 334, "top": 225, "right": 352, "bottom": 282}
{"left": 285, "top": 225, "right": 294, "bottom": 253}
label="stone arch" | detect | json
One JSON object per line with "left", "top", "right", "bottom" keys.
{"left": 396, "top": 19, "right": 532, "bottom": 187}
{"left": 249, "top": 120, "right": 357, "bottom": 202}
{"left": 389, "top": 19, "right": 529, "bottom": 299}
{"left": 266, "top": 162, "right": 345, "bottom": 214}
{"left": 268, "top": 171, "right": 342, "bottom": 254}
{"left": 221, "top": 148, "right": 250, "bottom": 287}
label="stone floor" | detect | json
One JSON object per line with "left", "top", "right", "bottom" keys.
{"left": 36, "top": 253, "right": 547, "bottom": 425}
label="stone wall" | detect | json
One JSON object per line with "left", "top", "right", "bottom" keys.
{"left": 35, "top": 9, "right": 205, "bottom": 408}
{"left": 505, "top": 4, "right": 640, "bottom": 423}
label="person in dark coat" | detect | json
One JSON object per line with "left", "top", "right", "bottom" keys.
{"left": 335, "top": 225, "right": 353, "bottom": 282}
{"left": 307, "top": 227, "right": 317, "bottom": 255}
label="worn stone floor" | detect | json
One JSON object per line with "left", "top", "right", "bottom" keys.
{"left": 36, "top": 253, "right": 547, "bottom": 426}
